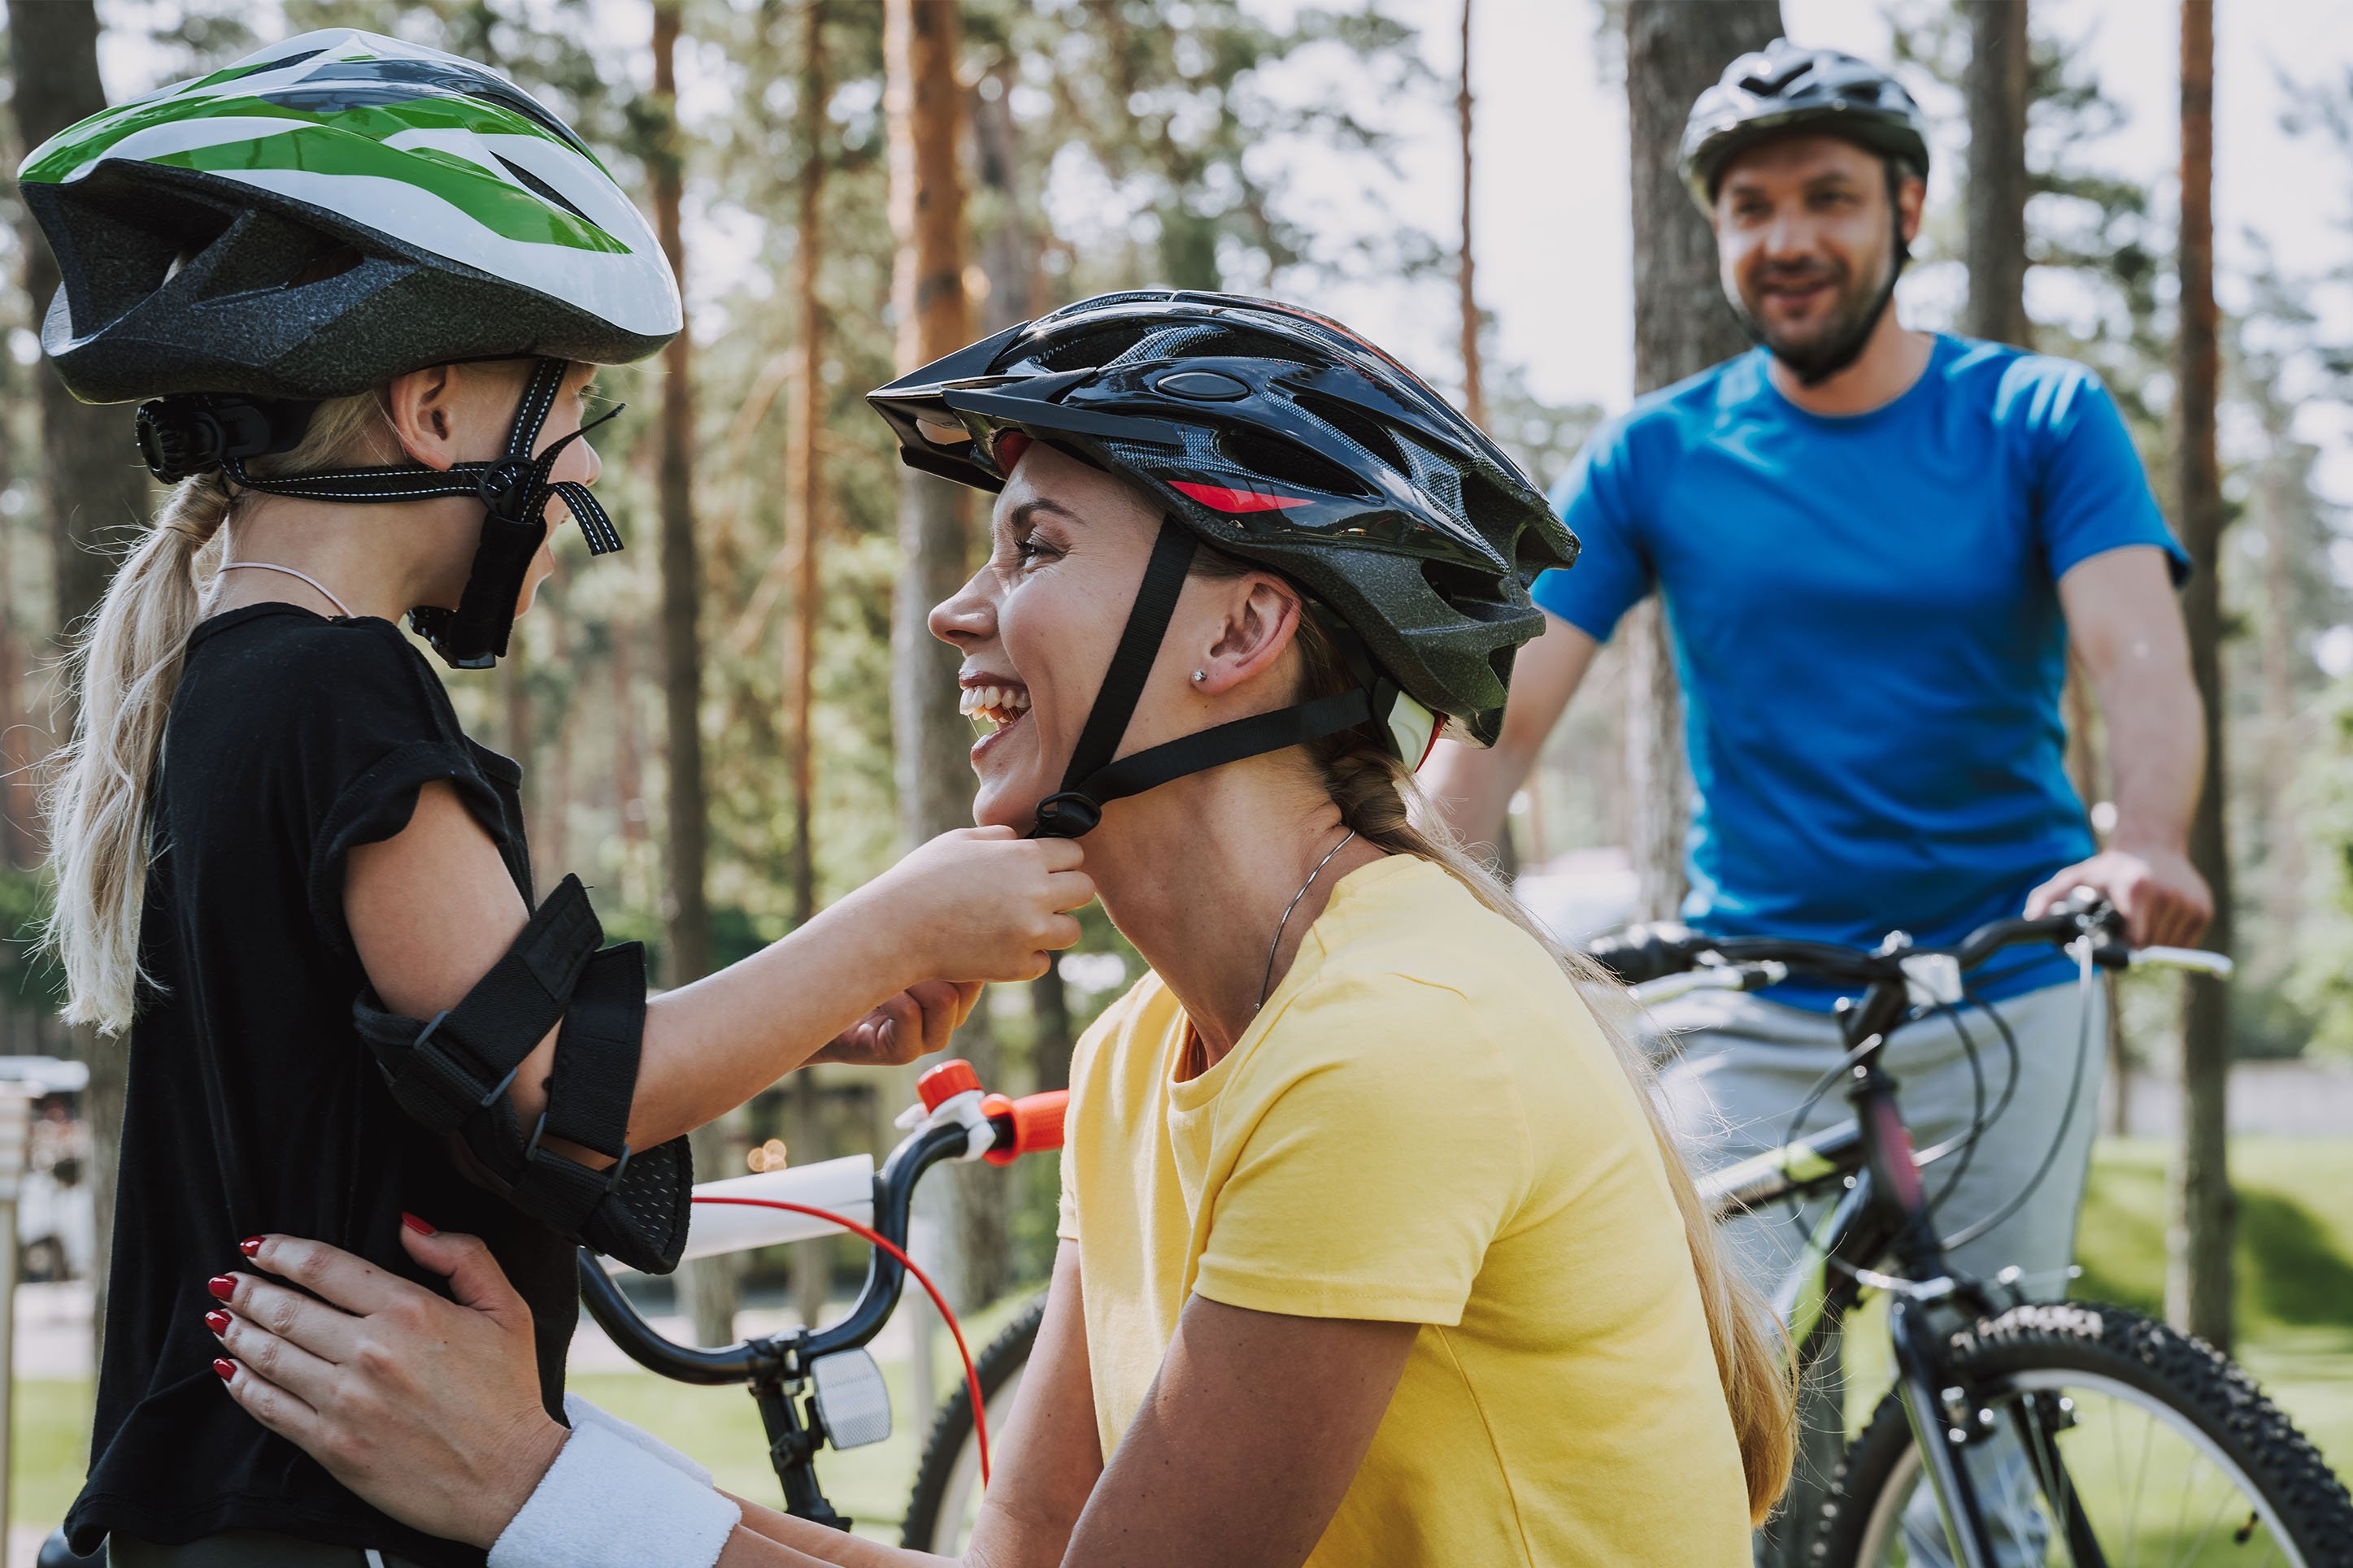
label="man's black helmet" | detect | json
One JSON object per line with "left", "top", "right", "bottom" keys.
{"left": 870, "top": 290, "right": 1578, "bottom": 763}
{"left": 1681, "top": 38, "right": 1930, "bottom": 211}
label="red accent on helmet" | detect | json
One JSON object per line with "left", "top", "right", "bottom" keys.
{"left": 1169, "top": 480, "right": 1312, "bottom": 513}
{"left": 992, "top": 431, "right": 1033, "bottom": 473}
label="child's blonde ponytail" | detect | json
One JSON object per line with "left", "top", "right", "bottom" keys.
{"left": 43, "top": 392, "right": 391, "bottom": 1033}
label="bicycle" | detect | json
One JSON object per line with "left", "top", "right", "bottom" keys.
{"left": 576, "top": 1058, "right": 1068, "bottom": 1535}
{"left": 1586, "top": 897, "right": 2353, "bottom": 1566}
{"left": 892, "top": 899, "right": 2353, "bottom": 1565}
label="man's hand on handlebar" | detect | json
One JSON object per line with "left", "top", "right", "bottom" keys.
{"left": 2026, "top": 846, "right": 2212, "bottom": 949}
{"left": 209, "top": 1223, "right": 564, "bottom": 1552}
{"left": 811, "top": 980, "right": 985, "bottom": 1068}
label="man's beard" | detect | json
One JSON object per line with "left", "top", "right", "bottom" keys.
{"left": 1730, "top": 245, "right": 1901, "bottom": 387}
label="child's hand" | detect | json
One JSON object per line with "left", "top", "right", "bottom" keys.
{"left": 813, "top": 980, "right": 983, "bottom": 1066}
{"left": 868, "top": 827, "right": 1093, "bottom": 984}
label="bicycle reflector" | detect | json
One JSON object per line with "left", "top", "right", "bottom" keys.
{"left": 810, "top": 1348, "right": 893, "bottom": 1449}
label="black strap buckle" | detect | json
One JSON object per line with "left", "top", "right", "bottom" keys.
{"left": 1029, "top": 792, "right": 1102, "bottom": 838}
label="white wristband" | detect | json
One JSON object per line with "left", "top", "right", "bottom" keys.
{"left": 563, "top": 1393, "right": 713, "bottom": 1484}
{"left": 488, "top": 1420, "right": 739, "bottom": 1568}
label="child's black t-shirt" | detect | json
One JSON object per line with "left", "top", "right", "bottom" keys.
{"left": 66, "top": 605, "right": 576, "bottom": 1566}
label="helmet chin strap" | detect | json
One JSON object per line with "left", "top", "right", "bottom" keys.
{"left": 1025, "top": 515, "right": 1379, "bottom": 839}
{"left": 213, "top": 357, "right": 625, "bottom": 668}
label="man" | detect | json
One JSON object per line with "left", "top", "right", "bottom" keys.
{"left": 1426, "top": 39, "right": 2212, "bottom": 1562}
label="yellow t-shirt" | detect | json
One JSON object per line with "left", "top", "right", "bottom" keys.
{"left": 1058, "top": 854, "right": 1751, "bottom": 1566}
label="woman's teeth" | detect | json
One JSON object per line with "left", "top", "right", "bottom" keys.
{"left": 958, "top": 684, "right": 1032, "bottom": 730}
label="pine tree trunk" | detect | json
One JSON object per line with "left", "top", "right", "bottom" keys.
{"left": 1963, "top": 0, "right": 2033, "bottom": 348}
{"left": 2168, "top": 0, "right": 2233, "bottom": 1353}
{"left": 1621, "top": 0, "right": 1781, "bottom": 923}
{"left": 1455, "top": 0, "right": 1485, "bottom": 432}
{"left": 886, "top": 0, "right": 1007, "bottom": 1310}
{"left": 788, "top": 0, "right": 828, "bottom": 934}
{"left": 7, "top": 0, "right": 150, "bottom": 1361}
{"left": 785, "top": 0, "right": 833, "bottom": 1340}
{"left": 649, "top": 0, "right": 737, "bottom": 1348}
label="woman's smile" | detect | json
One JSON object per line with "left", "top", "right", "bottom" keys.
{"left": 959, "top": 671, "right": 1033, "bottom": 765}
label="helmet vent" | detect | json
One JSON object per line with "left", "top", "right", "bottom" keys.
{"left": 1456, "top": 466, "right": 1531, "bottom": 541}
{"left": 494, "top": 153, "right": 594, "bottom": 224}
{"left": 1035, "top": 326, "right": 1150, "bottom": 374}
{"left": 1212, "top": 428, "right": 1368, "bottom": 502}
{"left": 1295, "top": 392, "right": 1407, "bottom": 473}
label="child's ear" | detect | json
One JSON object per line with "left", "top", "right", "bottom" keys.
{"left": 385, "top": 364, "right": 461, "bottom": 471}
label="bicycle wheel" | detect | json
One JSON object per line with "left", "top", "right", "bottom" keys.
{"left": 899, "top": 1293, "right": 1048, "bottom": 1553}
{"left": 1812, "top": 1301, "right": 2353, "bottom": 1567}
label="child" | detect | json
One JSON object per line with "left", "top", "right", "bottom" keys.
{"left": 22, "top": 32, "right": 1089, "bottom": 1568}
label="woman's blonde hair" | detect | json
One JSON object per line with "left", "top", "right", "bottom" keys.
{"left": 1254, "top": 577, "right": 1797, "bottom": 1525}
{"left": 44, "top": 390, "right": 396, "bottom": 1035}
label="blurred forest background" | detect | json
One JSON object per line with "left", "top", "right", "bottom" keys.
{"left": 0, "top": 0, "right": 2351, "bottom": 1530}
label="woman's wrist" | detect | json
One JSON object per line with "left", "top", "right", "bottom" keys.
{"left": 468, "top": 1415, "right": 572, "bottom": 1549}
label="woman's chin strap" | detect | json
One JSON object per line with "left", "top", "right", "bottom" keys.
{"left": 1029, "top": 516, "right": 1377, "bottom": 839}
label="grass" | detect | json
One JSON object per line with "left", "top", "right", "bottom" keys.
{"left": 13, "top": 1141, "right": 2351, "bottom": 1545}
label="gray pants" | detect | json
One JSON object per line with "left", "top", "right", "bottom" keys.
{"left": 1648, "top": 978, "right": 2108, "bottom": 1566}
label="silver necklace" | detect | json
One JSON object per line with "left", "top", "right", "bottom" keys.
{"left": 1257, "top": 829, "right": 1356, "bottom": 1010}
{"left": 218, "top": 560, "right": 354, "bottom": 619}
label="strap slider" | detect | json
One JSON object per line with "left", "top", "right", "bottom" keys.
{"left": 523, "top": 1110, "right": 634, "bottom": 1195}
{"left": 476, "top": 455, "right": 541, "bottom": 519}
{"left": 1030, "top": 792, "right": 1101, "bottom": 837}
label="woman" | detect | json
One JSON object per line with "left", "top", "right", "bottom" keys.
{"left": 206, "top": 294, "right": 1793, "bottom": 1566}
{"left": 24, "top": 33, "right": 1088, "bottom": 1568}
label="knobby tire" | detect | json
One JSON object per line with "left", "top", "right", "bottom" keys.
{"left": 1810, "top": 1300, "right": 2353, "bottom": 1567}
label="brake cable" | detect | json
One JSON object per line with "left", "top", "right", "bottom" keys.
{"left": 1938, "top": 939, "right": 2101, "bottom": 1253}
{"left": 689, "top": 1196, "right": 994, "bottom": 1486}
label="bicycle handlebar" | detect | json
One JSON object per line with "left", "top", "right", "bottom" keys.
{"left": 576, "top": 1067, "right": 1068, "bottom": 1386}
{"left": 1597, "top": 896, "right": 2233, "bottom": 1000}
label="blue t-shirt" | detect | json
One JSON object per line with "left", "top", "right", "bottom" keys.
{"left": 1532, "top": 335, "right": 2186, "bottom": 1006}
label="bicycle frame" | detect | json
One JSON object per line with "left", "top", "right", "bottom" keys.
{"left": 1692, "top": 964, "right": 2087, "bottom": 1568}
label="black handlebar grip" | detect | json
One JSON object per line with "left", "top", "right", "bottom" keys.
{"left": 1582, "top": 921, "right": 1706, "bottom": 984}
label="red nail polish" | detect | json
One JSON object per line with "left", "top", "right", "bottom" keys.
{"left": 204, "top": 1310, "right": 230, "bottom": 1335}
{"left": 401, "top": 1212, "right": 437, "bottom": 1236}
{"left": 238, "top": 1236, "right": 263, "bottom": 1257}
{"left": 213, "top": 1358, "right": 236, "bottom": 1381}
{"left": 207, "top": 1275, "right": 236, "bottom": 1302}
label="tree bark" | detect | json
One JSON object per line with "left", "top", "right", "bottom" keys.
{"left": 1456, "top": 0, "right": 1485, "bottom": 432}
{"left": 783, "top": 0, "right": 834, "bottom": 1340}
{"left": 649, "top": 0, "right": 737, "bottom": 1347}
{"left": 2168, "top": 0, "right": 2232, "bottom": 1353}
{"left": 1963, "top": 0, "right": 2033, "bottom": 348}
{"left": 1621, "top": 0, "right": 1781, "bottom": 923}
{"left": 7, "top": 0, "right": 151, "bottom": 1361}
{"left": 888, "top": 0, "right": 1008, "bottom": 1310}
{"left": 788, "top": 0, "right": 828, "bottom": 934}
{"left": 886, "top": 0, "right": 972, "bottom": 854}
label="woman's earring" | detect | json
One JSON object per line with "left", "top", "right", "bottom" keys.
{"left": 1191, "top": 670, "right": 1206, "bottom": 682}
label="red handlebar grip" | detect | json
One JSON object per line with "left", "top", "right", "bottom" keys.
{"left": 981, "top": 1089, "right": 1069, "bottom": 1166}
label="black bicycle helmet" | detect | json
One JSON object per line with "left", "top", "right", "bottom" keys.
{"left": 869, "top": 289, "right": 1578, "bottom": 837}
{"left": 16, "top": 28, "right": 681, "bottom": 668}
{"left": 1681, "top": 38, "right": 1930, "bottom": 211}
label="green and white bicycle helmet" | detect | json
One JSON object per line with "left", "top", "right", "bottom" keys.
{"left": 16, "top": 28, "right": 681, "bottom": 667}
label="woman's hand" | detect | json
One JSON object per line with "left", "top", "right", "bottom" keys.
{"left": 811, "top": 980, "right": 984, "bottom": 1067}
{"left": 857, "top": 827, "right": 1093, "bottom": 986}
{"left": 208, "top": 1221, "right": 565, "bottom": 1551}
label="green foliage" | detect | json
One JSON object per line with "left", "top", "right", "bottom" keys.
{"left": 0, "top": 866, "right": 63, "bottom": 1022}
{"left": 2288, "top": 683, "right": 2353, "bottom": 1062}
